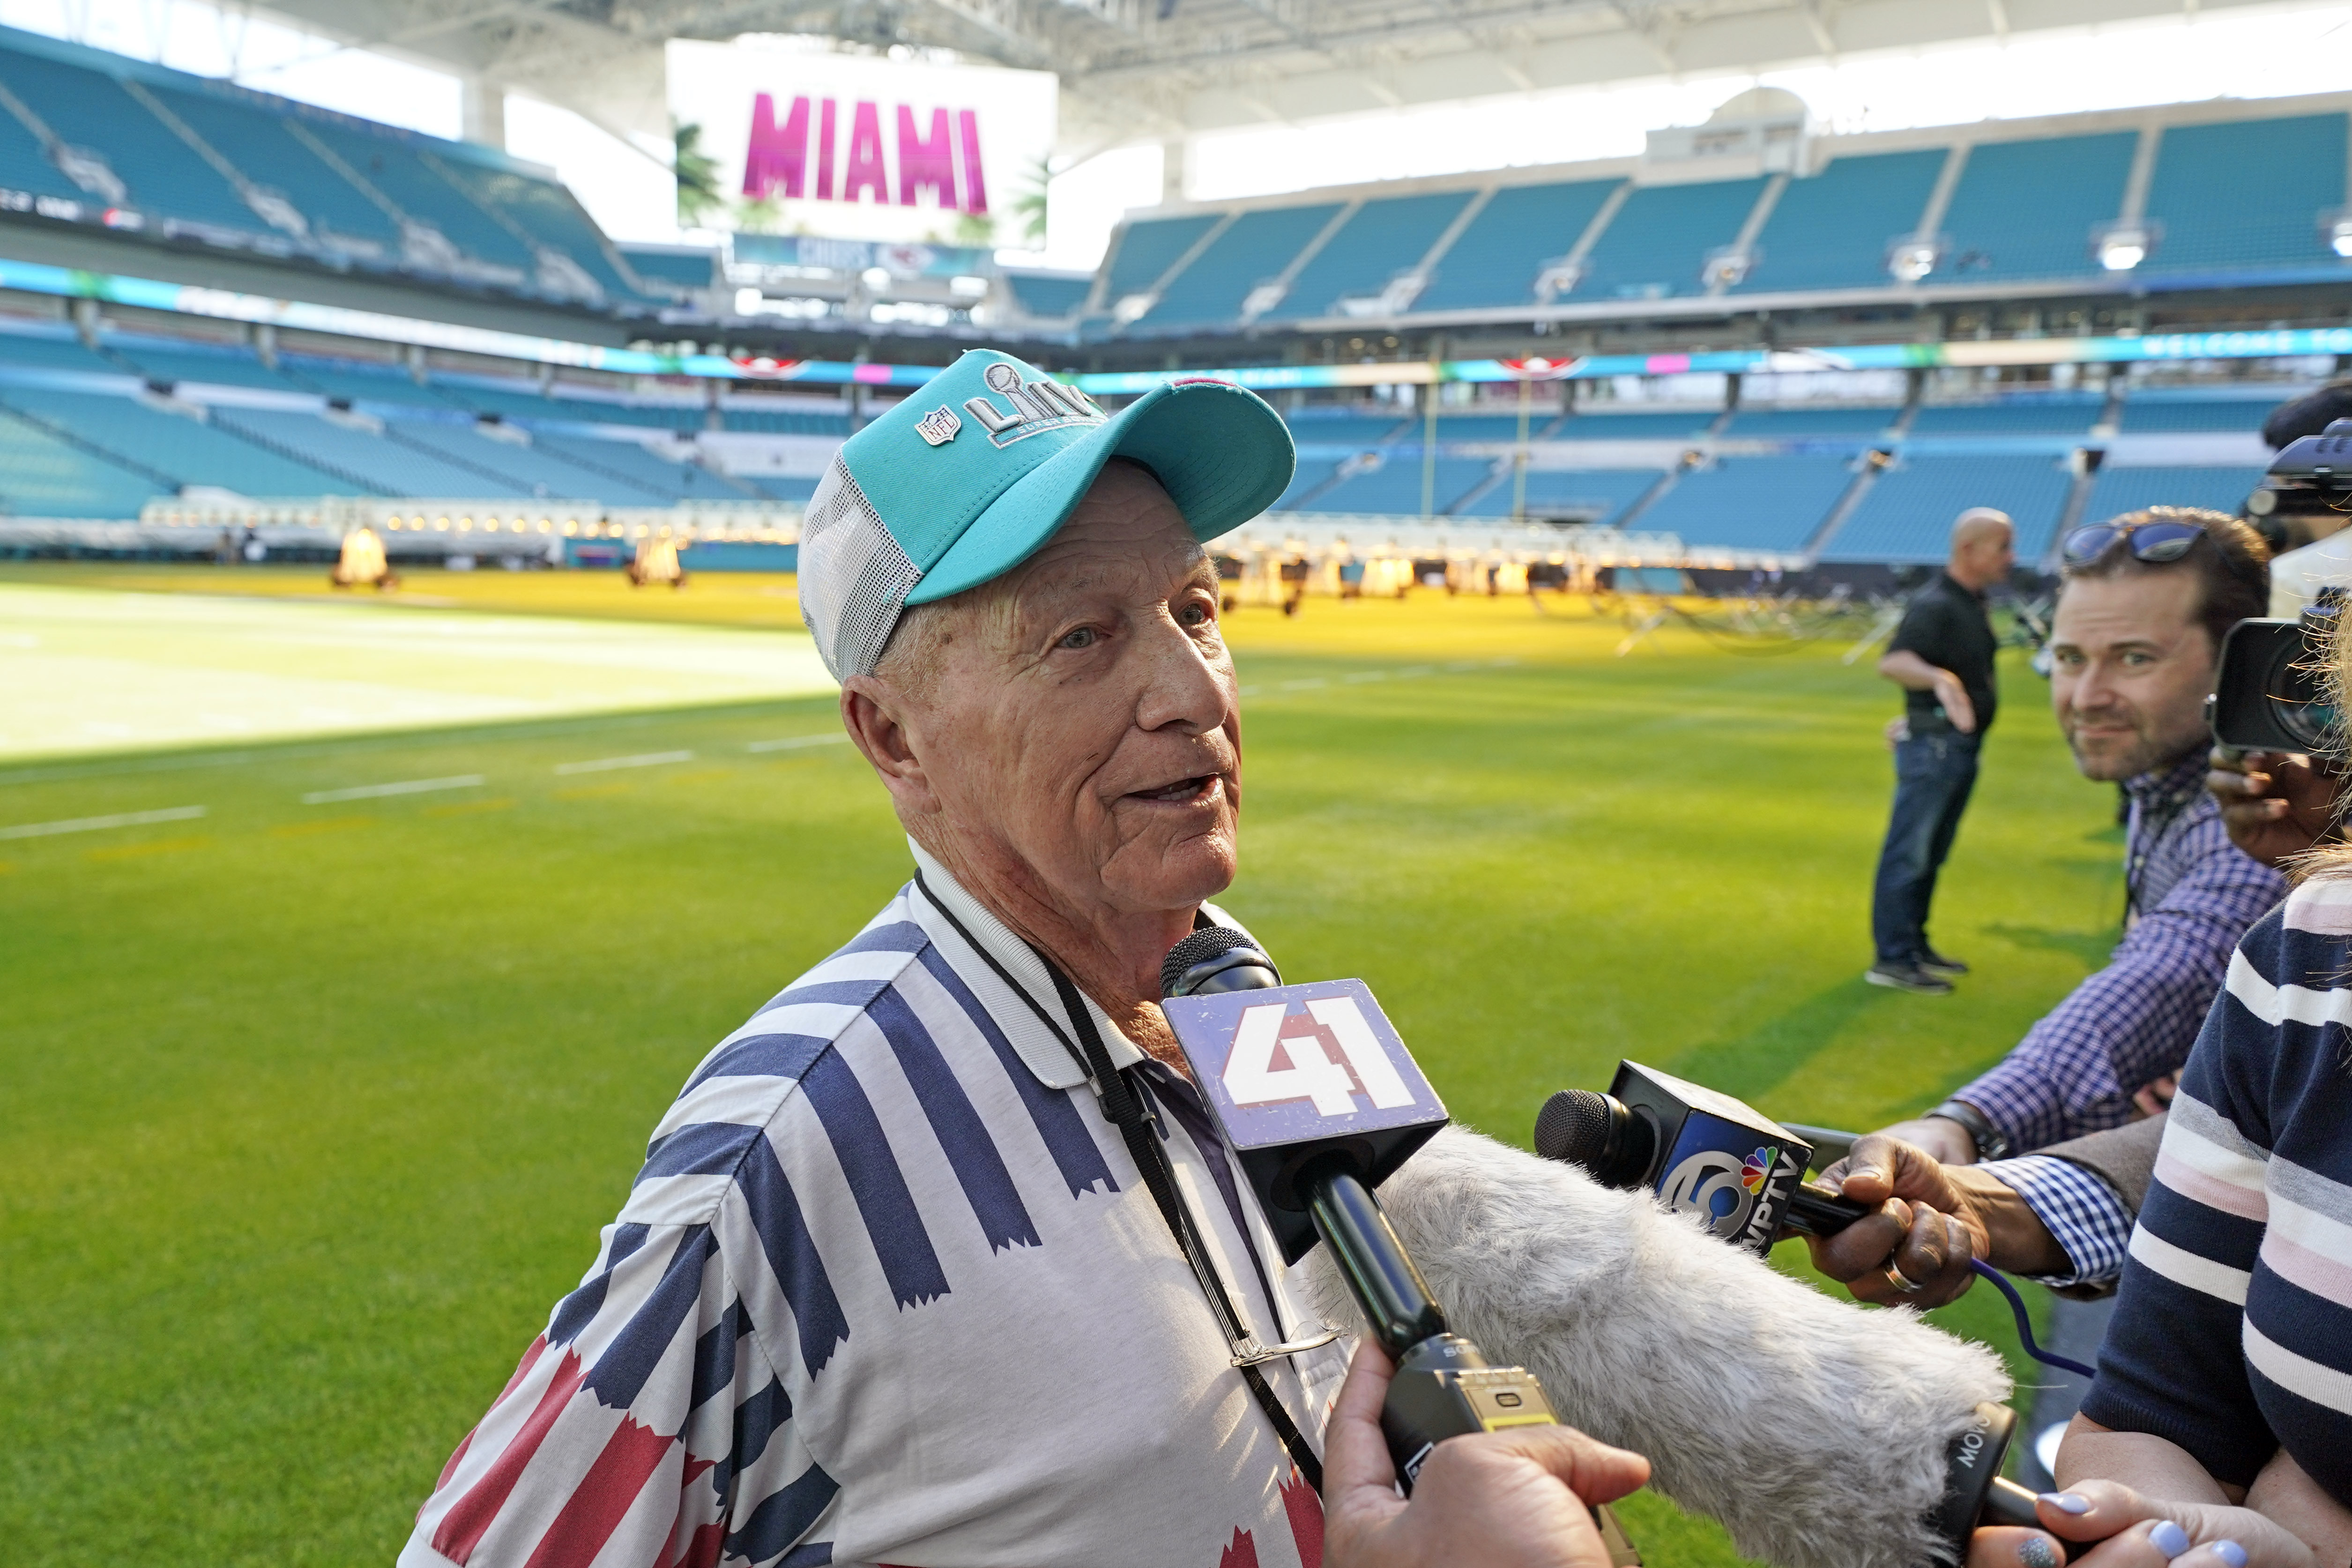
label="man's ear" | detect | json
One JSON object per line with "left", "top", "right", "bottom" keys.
{"left": 841, "top": 676, "right": 940, "bottom": 818}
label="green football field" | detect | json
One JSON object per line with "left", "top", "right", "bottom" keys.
{"left": 0, "top": 567, "right": 2124, "bottom": 1566}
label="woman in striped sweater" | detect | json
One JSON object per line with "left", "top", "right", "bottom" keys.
{"left": 1992, "top": 828, "right": 2352, "bottom": 1565}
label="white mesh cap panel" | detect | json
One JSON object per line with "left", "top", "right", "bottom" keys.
{"left": 798, "top": 455, "right": 922, "bottom": 679}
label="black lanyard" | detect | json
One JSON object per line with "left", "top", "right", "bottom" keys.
{"left": 913, "top": 871, "right": 1327, "bottom": 1490}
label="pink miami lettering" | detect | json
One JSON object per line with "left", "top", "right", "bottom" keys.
{"left": 743, "top": 94, "right": 990, "bottom": 214}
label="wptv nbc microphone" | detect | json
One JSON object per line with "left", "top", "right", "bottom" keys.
{"left": 1162, "top": 931, "right": 2016, "bottom": 1568}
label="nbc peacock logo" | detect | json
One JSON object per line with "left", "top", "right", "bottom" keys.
{"left": 1741, "top": 1145, "right": 1779, "bottom": 1195}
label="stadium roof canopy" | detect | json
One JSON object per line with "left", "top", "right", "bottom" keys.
{"left": 246, "top": 0, "right": 2289, "bottom": 154}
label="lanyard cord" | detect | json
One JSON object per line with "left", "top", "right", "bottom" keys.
{"left": 911, "top": 871, "right": 1325, "bottom": 1490}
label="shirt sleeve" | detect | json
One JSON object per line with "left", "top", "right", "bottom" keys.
{"left": 401, "top": 1219, "right": 834, "bottom": 1568}
{"left": 2077, "top": 911, "right": 2285, "bottom": 1490}
{"left": 1956, "top": 840, "right": 2282, "bottom": 1151}
{"left": 1979, "top": 1154, "right": 2135, "bottom": 1289}
{"left": 1885, "top": 595, "right": 1954, "bottom": 663}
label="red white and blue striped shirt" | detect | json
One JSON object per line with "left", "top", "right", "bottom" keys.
{"left": 401, "top": 845, "right": 1350, "bottom": 1568}
{"left": 2079, "top": 875, "right": 2352, "bottom": 1504}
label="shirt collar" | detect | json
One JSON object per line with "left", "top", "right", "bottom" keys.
{"left": 1938, "top": 569, "right": 1986, "bottom": 602}
{"left": 2124, "top": 749, "right": 2209, "bottom": 819}
{"left": 903, "top": 838, "right": 1146, "bottom": 1090}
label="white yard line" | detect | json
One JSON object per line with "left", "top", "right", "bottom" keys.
{"left": 301, "top": 774, "right": 485, "bottom": 804}
{"left": 554, "top": 750, "right": 695, "bottom": 776}
{"left": 0, "top": 804, "right": 207, "bottom": 840}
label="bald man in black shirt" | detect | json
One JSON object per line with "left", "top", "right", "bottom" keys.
{"left": 1868, "top": 508, "right": 2016, "bottom": 994}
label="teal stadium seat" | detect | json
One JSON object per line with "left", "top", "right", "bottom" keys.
{"left": 1412, "top": 181, "right": 1621, "bottom": 313}
{"left": 144, "top": 84, "right": 405, "bottom": 251}
{"left": 1139, "top": 203, "right": 1342, "bottom": 327}
{"left": 1005, "top": 273, "right": 1092, "bottom": 319}
{"left": 1824, "top": 455, "right": 2074, "bottom": 562}
{"left": 2082, "top": 465, "right": 2269, "bottom": 520}
{"left": 1636, "top": 455, "right": 1856, "bottom": 551}
{"left": 1568, "top": 178, "right": 1765, "bottom": 301}
{"left": 1910, "top": 396, "right": 2103, "bottom": 435}
{"left": 1100, "top": 214, "right": 1222, "bottom": 306}
{"left": 2141, "top": 115, "right": 2350, "bottom": 275}
{"left": 0, "top": 45, "right": 261, "bottom": 233}
{"left": 1456, "top": 468, "right": 1662, "bottom": 525}
{"left": 1271, "top": 191, "right": 1475, "bottom": 320}
{"left": 0, "top": 405, "right": 166, "bottom": 517}
{"left": 1736, "top": 150, "right": 1946, "bottom": 293}
{"left": 1936, "top": 133, "right": 2136, "bottom": 282}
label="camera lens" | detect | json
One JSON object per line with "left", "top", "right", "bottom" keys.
{"left": 2266, "top": 639, "right": 2337, "bottom": 752}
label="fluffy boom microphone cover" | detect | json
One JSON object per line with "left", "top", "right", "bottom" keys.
{"left": 1304, "top": 1128, "right": 2010, "bottom": 1568}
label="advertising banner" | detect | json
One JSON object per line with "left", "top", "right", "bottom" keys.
{"left": 668, "top": 39, "right": 1056, "bottom": 246}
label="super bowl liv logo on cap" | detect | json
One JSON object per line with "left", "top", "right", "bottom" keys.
{"left": 962, "top": 361, "right": 1106, "bottom": 447}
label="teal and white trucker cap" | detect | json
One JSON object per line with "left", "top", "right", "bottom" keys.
{"left": 799, "top": 349, "right": 1295, "bottom": 679}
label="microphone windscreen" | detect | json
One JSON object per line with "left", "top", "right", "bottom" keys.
{"left": 1160, "top": 927, "right": 1263, "bottom": 999}
{"left": 1533, "top": 1089, "right": 1615, "bottom": 1167}
{"left": 1303, "top": 1127, "right": 2009, "bottom": 1568}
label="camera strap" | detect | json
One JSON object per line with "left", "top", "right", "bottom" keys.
{"left": 911, "top": 872, "right": 1325, "bottom": 1489}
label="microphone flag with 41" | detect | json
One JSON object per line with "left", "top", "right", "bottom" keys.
{"left": 1162, "top": 977, "right": 1450, "bottom": 1265}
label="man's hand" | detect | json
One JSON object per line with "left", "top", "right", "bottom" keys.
{"left": 1805, "top": 1135, "right": 2074, "bottom": 1307}
{"left": 1966, "top": 1480, "right": 2316, "bottom": 1568}
{"left": 2206, "top": 746, "right": 2339, "bottom": 870}
{"left": 1323, "top": 1341, "right": 1651, "bottom": 1568}
{"left": 1934, "top": 671, "right": 1979, "bottom": 735}
{"left": 1864, "top": 1115, "right": 1980, "bottom": 1167}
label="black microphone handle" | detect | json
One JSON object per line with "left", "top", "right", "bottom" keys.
{"left": 1781, "top": 1181, "right": 1876, "bottom": 1237}
{"left": 1303, "top": 1159, "right": 1449, "bottom": 1359}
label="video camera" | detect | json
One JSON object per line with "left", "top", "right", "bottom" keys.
{"left": 2210, "top": 420, "right": 2352, "bottom": 751}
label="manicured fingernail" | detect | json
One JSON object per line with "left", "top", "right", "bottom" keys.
{"left": 2039, "top": 1492, "right": 2091, "bottom": 1516}
{"left": 2018, "top": 1537, "right": 2060, "bottom": 1568}
{"left": 2211, "top": 1542, "right": 2246, "bottom": 1568}
{"left": 2149, "top": 1520, "right": 2192, "bottom": 1558}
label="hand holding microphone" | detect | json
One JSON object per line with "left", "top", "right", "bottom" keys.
{"left": 1809, "top": 1134, "right": 2071, "bottom": 1308}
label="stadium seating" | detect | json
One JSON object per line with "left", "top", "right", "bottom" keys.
{"left": 0, "top": 386, "right": 366, "bottom": 496}
{"left": 1721, "top": 405, "right": 1903, "bottom": 438}
{"left": 2082, "top": 465, "right": 2268, "bottom": 519}
{"left": 0, "top": 404, "right": 167, "bottom": 516}
{"left": 721, "top": 404, "right": 855, "bottom": 435}
{"left": 1635, "top": 455, "right": 1856, "bottom": 551}
{"left": 2142, "top": 114, "right": 2348, "bottom": 275}
{"left": 114, "top": 339, "right": 309, "bottom": 392}
{"left": 531, "top": 433, "right": 753, "bottom": 501}
{"left": 1910, "top": 395, "right": 2105, "bottom": 435}
{"left": 1824, "top": 454, "right": 2075, "bottom": 561}
{"left": 1273, "top": 191, "right": 1476, "bottom": 319}
{"left": 387, "top": 421, "right": 676, "bottom": 503}
{"left": 1139, "top": 203, "right": 1344, "bottom": 327}
{"left": 1297, "top": 455, "right": 1493, "bottom": 514}
{"left": 1455, "top": 468, "right": 1662, "bottom": 524}
{"left": 204, "top": 408, "right": 530, "bottom": 497}
{"left": 1556, "top": 408, "right": 1720, "bottom": 439}
{"left": 1736, "top": 150, "right": 1946, "bottom": 294}
{"left": 2116, "top": 392, "right": 2283, "bottom": 431}
{"left": 1570, "top": 177, "right": 1764, "bottom": 300}
{"left": 619, "top": 246, "right": 722, "bottom": 294}
{"left": 0, "top": 327, "right": 124, "bottom": 376}
{"left": 1005, "top": 272, "right": 1092, "bottom": 319}
{"left": 298, "top": 120, "right": 535, "bottom": 274}
{"left": 141, "top": 82, "right": 405, "bottom": 253}
{"left": 276, "top": 357, "right": 448, "bottom": 407}
{"left": 1412, "top": 179, "right": 1620, "bottom": 314}
{"left": 1101, "top": 213, "right": 1223, "bottom": 307}
{"left": 423, "top": 153, "right": 662, "bottom": 303}
{"left": 0, "top": 78, "right": 91, "bottom": 203}
{"left": 1274, "top": 458, "right": 1347, "bottom": 508}
{"left": 0, "top": 44, "right": 264, "bottom": 235}
{"left": 1936, "top": 132, "right": 2136, "bottom": 282}
{"left": 1284, "top": 406, "right": 1414, "bottom": 445}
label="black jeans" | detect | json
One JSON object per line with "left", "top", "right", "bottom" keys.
{"left": 1871, "top": 729, "right": 1982, "bottom": 965}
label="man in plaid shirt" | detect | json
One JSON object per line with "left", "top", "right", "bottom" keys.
{"left": 1868, "top": 509, "right": 2284, "bottom": 1190}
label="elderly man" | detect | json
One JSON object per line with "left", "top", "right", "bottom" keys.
{"left": 399, "top": 352, "right": 1649, "bottom": 1568}
{"left": 1868, "top": 507, "right": 2017, "bottom": 994}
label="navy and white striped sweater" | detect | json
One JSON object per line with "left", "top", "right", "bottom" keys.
{"left": 2081, "top": 875, "right": 2352, "bottom": 1503}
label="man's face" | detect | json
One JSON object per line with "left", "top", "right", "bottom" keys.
{"left": 2049, "top": 569, "right": 2217, "bottom": 781}
{"left": 1954, "top": 528, "right": 2016, "bottom": 588}
{"left": 890, "top": 463, "right": 1240, "bottom": 916}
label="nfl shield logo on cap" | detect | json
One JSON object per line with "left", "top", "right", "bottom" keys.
{"left": 797, "top": 349, "right": 1296, "bottom": 680}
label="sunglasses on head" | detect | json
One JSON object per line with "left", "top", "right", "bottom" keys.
{"left": 2061, "top": 519, "right": 2207, "bottom": 567}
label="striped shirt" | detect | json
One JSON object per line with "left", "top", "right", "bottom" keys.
{"left": 2078, "top": 876, "right": 2352, "bottom": 1504}
{"left": 1959, "top": 751, "right": 2286, "bottom": 1152}
{"left": 401, "top": 842, "right": 1350, "bottom": 1568}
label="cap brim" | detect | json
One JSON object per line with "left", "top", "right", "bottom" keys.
{"left": 904, "top": 378, "right": 1295, "bottom": 606}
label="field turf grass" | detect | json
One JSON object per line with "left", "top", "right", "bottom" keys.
{"left": 0, "top": 568, "right": 2126, "bottom": 1566}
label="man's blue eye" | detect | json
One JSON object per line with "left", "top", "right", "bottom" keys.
{"left": 1059, "top": 628, "right": 1095, "bottom": 649}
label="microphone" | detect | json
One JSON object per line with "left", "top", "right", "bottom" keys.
{"left": 1159, "top": 929, "right": 1612, "bottom": 1534}
{"left": 1537, "top": 1063, "right": 2077, "bottom": 1561}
